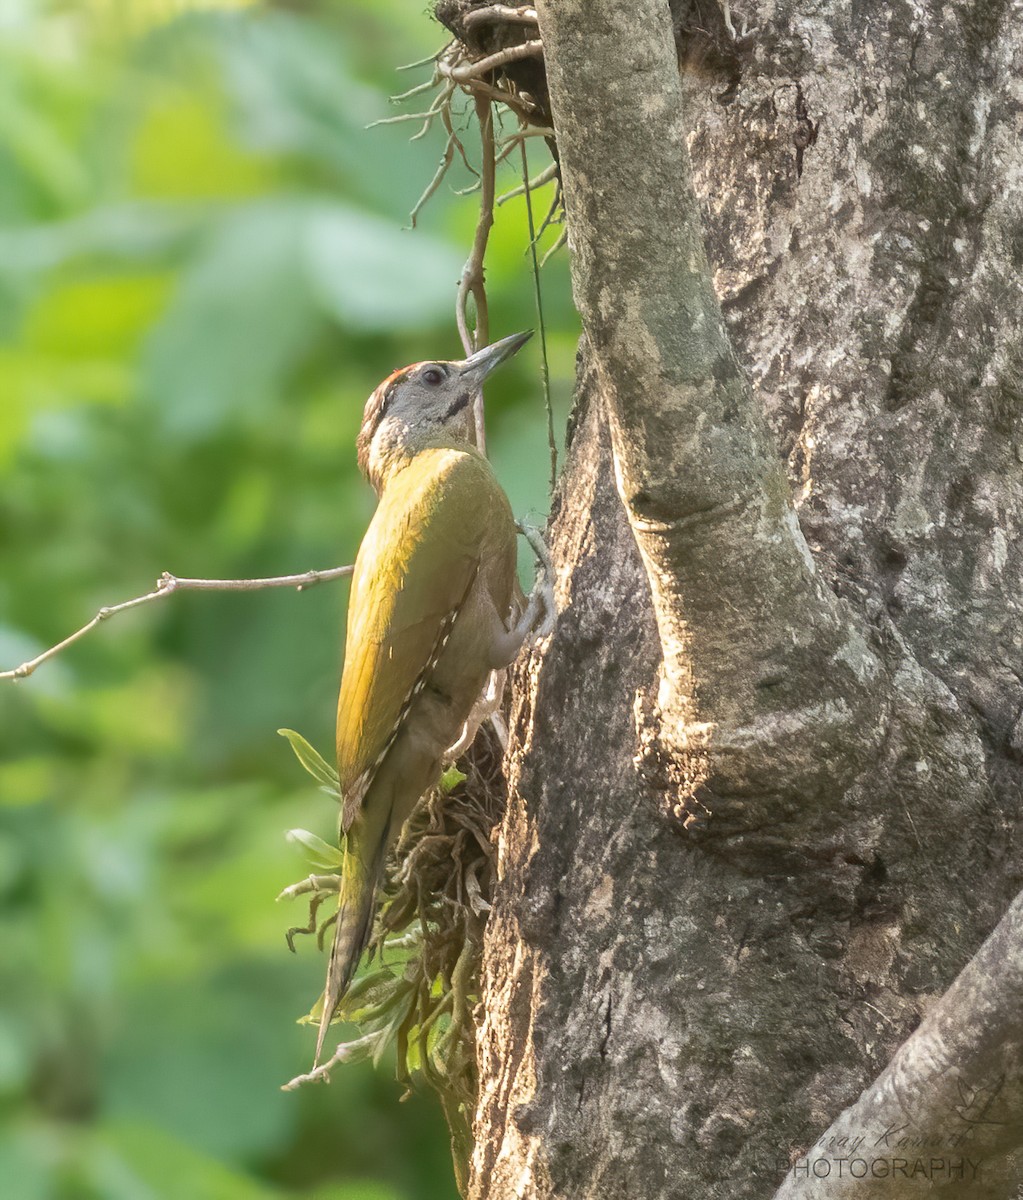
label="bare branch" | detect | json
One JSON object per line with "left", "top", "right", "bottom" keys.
{"left": 539, "top": 227, "right": 567, "bottom": 266}
{"left": 456, "top": 94, "right": 496, "bottom": 455}
{"left": 774, "top": 889, "right": 1023, "bottom": 1198}
{"left": 518, "top": 141, "right": 557, "bottom": 490}
{"left": 410, "top": 131, "right": 458, "bottom": 228}
{"left": 440, "top": 94, "right": 478, "bottom": 178}
{"left": 497, "top": 160, "right": 557, "bottom": 205}
{"left": 1, "top": 565, "right": 353, "bottom": 682}
{"left": 493, "top": 125, "right": 555, "bottom": 167}
{"left": 532, "top": 183, "right": 563, "bottom": 246}
{"left": 443, "top": 39, "right": 543, "bottom": 83}
{"left": 366, "top": 107, "right": 442, "bottom": 130}
{"left": 389, "top": 76, "right": 439, "bottom": 104}
{"left": 410, "top": 80, "right": 455, "bottom": 142}
{"left": 435, "top": 36, "right": 540, "bottom": 124}
{"left": 443, "top": 73, "right": 538, "bottom": 116}
{"left": 396, "top": 46, "right": 449, "bottom": 72}
{"left": 462, "top": 5, "right": 538, "bottom": 30}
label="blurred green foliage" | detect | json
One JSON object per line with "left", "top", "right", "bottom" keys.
{"left": 0, "top": 1, "right": 575, "bottom": 1197}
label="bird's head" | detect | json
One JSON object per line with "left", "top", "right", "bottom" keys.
{"left": 357, "top": 330, "right": 532, "bottom": 491}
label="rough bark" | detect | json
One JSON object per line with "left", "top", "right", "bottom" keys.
{"left": 774, "top": 888, "right": 1023, "bottom": 1199}
{"left": 539, "top": 0, "right": 887, "bottom": 841}
{"left": 453, "top": 1, "right": 1023, "bottom": 1197}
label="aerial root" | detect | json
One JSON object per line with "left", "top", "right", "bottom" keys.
{"left": 410, "top": 132, "right": 458, "bottom": 228}
{"left": 462, "top": 5, "right": 538, "bottom": 30}
{"left": 281, "top": 1032, "right": 380, "bottom": 1091}
{"left": 497, "top": 160, "right": 558, "bottom": 205}
{"left": 540, "top": 227, "right": 568, "bottom": 267}
{"left": 383, "top": 26, "right": 548, "bottom": 225}
{"left": 439, "top": 39, "right": 543, "bottom": 85}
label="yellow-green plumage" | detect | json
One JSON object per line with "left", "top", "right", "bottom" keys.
{"left": 316, "top": 443, "right": 518, "bottom": 1064}
{"left": 337, "top": 445, "right": 516, "bottom": 812}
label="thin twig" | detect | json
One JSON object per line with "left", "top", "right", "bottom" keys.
{"left": 444, "top": 73, "right": 537, "bottom": 117}
{"left": 494, "top": 126, "right": 555, "bottom": 168}
{"left": 520, "top": 140, "right": 557, "bottom": 491}
{"left": 457, "top": 94, "right": 496, "bottom": 454}
{"left": 390, "top": 76, "right": 439, "bottom": 104}
{"left": 396, "top": 47, "right": 448, "bottom": 72}
{"left": 497, "top": 160, "right": 558, "bottom": 206}
{"left": 1, "top": 565, "right": 354, "bottom": 682}
{"left": 370, "top": 78, "right": 454, "bottom": 142}
{"left": 498, "top": 124, "right": 555, "bottom": 141}
{"left": 366, "top": 93, "right": 447, "bottom": 130}
{"left": 410, "top": 81, "right": 455, "bottom": 142}
{"left": 462, "top": 5, "right": 538, "bottom": 29}
{"left": 440, "top": 98, "right": 478, "bottom": 177}
{"left": 436, "top": 38, "right": 540, "bottom": 122}
{"left": 531, "top": 180, "right": 564, "bottom": 246}
{"left": 540, "top": 227, "right": 568, "bottom": 267}
{"left": 410, "top": 131, "right": 457, "bottom": 228}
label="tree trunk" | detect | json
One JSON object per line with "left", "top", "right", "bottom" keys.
{"left": 452, "top": 1, "right": 1023, "bottom": 1197}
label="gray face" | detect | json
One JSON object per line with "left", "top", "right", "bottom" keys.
{"left": 357, "top": 332, "right": 532, "bottom": 487}
{"left": 377, "top": 360, "right": 475, "bottom": 441}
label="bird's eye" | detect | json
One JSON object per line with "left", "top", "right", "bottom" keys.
{"left": 422, "top": 367, "right": 444, "bottom": 386}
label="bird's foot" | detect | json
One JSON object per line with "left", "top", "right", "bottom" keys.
{"left": 444, "top": 669, "right": 507, "bottom": 762}
{"left": 515, "top": 520, "right": 556, "bottom": 640}
{"left": 281, "top": 1031, "right": 382, "bottom": 1091}
{"left": 277, "top": 873, "right": 341, "bottom": 951}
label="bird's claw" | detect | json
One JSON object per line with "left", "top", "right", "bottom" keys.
{"left": 278, "top": 873, "right": 342, "bottom": 952}
{"left": 515, "top": 520, "right": 556, "bottom": 640}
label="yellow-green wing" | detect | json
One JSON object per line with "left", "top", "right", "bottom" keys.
{"left": 335, "top": 447, "right": 507, "bottom": 808}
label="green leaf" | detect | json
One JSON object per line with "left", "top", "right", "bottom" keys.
{"left": 343, "top": 978, "right": 415, "bottom": 1027}
{"left": 336, "top": 968, "right": 395, "bottom": 1010}
{"left": 440, "top": 765, "right": 466, "bottom": 793}
{"left": 371, "top": 1000, "right": 414, "bottom": 1069}
{"left": 285, "top": 828, "right": 343, "bottom": 869}
{"left": 277, "top": 728, "right": 339, "bottom": 788}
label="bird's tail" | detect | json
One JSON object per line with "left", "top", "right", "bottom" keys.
{"left": 313, "top": 832, "right": 387, "bottom": 1067}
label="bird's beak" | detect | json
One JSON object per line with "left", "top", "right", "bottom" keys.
{"left": 458, "top": 330, "right": 533, "bottom": 385}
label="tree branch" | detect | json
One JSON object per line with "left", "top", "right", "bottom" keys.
{"left": 462, "top": 6, "right": 538, "bottom": 30}
{"left": 774, "top": 888, "right": 1023, "bottom": 1199}
{"left": 456, "top": 93, "right": 496, "bottom": 454}
{"left": 534, "top": 0, "right": 887, "bottom": 827}
{"left": 1, "top": 566, "right": 353, "bottom": 682}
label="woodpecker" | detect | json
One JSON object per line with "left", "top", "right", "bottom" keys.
{"left": 315, "top": 330, "right": 546, "bottom": 1065}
